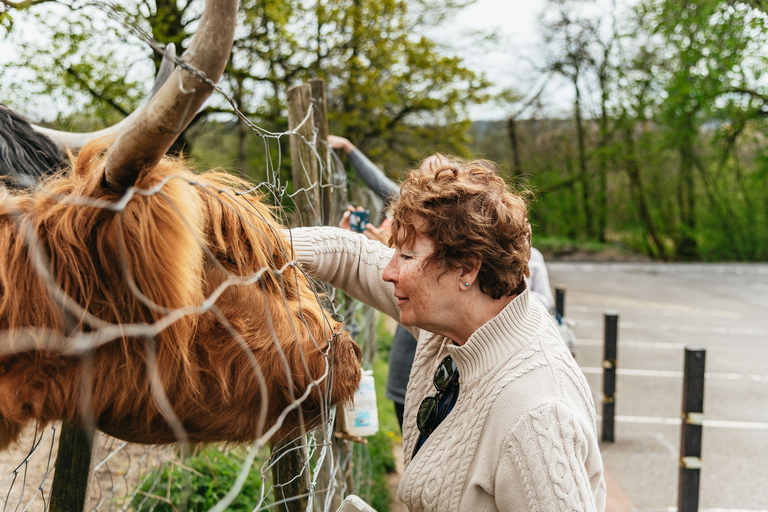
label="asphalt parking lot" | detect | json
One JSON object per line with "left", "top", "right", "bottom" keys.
{"left": 548, "top": 262, "right": 768, "bottom": 512}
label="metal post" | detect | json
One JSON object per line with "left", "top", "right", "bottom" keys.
{"left": 602, "top": 310, "right": 618, "bottom": 442}
{"left": 678, "top": 348, "right": 706, "bottom": 512}
{"left": 555, "top": 286, "right": 566, "bottom": 318}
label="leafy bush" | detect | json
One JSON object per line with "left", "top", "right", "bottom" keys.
{"left": 132, "top": 446, "right": 269, "bottom": 511}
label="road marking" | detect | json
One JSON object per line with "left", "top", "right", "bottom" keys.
{"left": 581, "top": 367, "right": 768, "bottom": 383}
{"left": 573, "top": 319, "right": 768, "bottom": 336}
{"left": 599, "top": 415, "right": 768, "bottom": 431}
{"left": 663, "top": 508, "right": 768, "bottom": 512}
{"left": 578, "top": 338, "right": 685, "bottom": 350}
{"left": 549, "top": 262, "right": 768, "bottom": 275}
{"left": 569, "top": 291, "right": 741, "bottom": 319}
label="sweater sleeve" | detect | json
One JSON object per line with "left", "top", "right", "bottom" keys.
{"left": 347, "top": 149, "right": 400, "bottom": 202}
{"left": 287, "top": 226, "right": 403, "bottom": 323}
{"left": 494, "top": 402, "right": 605, "bottom": 512}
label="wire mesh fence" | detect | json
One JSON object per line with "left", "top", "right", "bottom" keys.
{"left": 0, "top": 4, "right": 388, "bottom": 509}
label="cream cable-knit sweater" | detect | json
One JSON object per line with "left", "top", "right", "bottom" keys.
{"left": 289, "top": 227, "right": 606, "bottom": 512}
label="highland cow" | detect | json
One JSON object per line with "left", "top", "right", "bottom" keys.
{"left": 0, "top": 0, "right": 361, "bottom": 451}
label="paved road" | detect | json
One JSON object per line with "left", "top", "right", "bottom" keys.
{"left": 547, "top": 262, "right": 768, "bottom": 512}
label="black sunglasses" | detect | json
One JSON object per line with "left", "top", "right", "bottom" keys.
{"left": 417, "top": 355, "right": 459, "bottom": 437}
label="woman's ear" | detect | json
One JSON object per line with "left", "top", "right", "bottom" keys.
{"left": 459, "top": 257, "right": 482, "bottom": 288}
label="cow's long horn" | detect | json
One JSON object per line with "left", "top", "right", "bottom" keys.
{"left": 104, "top": 0, "right": 238, "bottom": 193}
{"left": 31, "top": 43, "right": 179, "bottom": 157}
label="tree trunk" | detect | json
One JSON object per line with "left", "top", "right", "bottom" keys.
{"left": 507, "top": 115, "right": 521, "bottom": 177}
{"left": 622, "top": 123, "right": 667, "bottom": 259}
{"left": 596, "top": 74, "right": 609, "bottom": 243}
{"left": 573, "top": 82, "right": 593, "bottom": 239}
{"left": 676, "top": 141, "right": 698, "bottom": 260}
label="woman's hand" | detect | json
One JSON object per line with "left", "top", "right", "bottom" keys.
{"left": 328, "top": 135, "right": 355, "bottom": 154}
{"left": 362, "top": 222, "right": 389, "bottom": 244}
{"left": 339, "top": 205, "right": 389, "bottom": 244}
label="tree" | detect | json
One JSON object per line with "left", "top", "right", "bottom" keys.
{"left": 1, "top": 0, "right": 489, "bottom": 181}
{"left": 540, "top": 0, "right": 598, "bottom": 239}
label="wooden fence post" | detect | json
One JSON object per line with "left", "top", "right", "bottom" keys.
{"left": 678, "top": 348, "right": 706, "bottom": 512}
{"left": 49, "top": 421, "right": 95, "bottom": 512}
{"left": 287, "top": 83, "right": 320, "bottom": 227}
{"left": 307, "top": 78, "right": 350, "bottom": 511}
{"left": 269, "top": 82, "right": 321, "bottom": 512}
{"left": 309, "top": 78, "right": 336, "bottom": 227}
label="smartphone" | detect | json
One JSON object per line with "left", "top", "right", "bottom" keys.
{"left": 336, "top": 494, "right": 377, "bottom": 512}
{"left": 349, "top": 210, "right": 371, "bottom": 233}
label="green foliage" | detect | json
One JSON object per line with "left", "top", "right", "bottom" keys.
{"left": 470, "top": 0, "right": 768, "bottom": 262}
{"left": 1, "top": 0, "right": 487, "bottom": 188}
{"left": 133, "top": 446, "right": 269, "bottom": 511}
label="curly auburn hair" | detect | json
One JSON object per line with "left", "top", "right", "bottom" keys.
{"left": 388, "top": 156, "right": 532, "bottom": 300}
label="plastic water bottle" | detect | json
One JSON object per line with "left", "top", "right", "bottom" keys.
{"left": 344, "top": 370, "right": 378, "bottom": 437}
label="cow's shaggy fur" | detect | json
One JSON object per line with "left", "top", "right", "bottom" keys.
{"left": 0, "top": 140, "right": 362, "bottom": 450}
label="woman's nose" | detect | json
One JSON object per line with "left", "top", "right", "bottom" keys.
{"left": 382, "top": 257, "right": 397, "bottom": 284}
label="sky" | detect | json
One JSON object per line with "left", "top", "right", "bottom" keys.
{"left": 431, "top": 0, "right": 555, "bottom": 120}
{"left": 432, "top": 0, "right": 634, "bottom": 120}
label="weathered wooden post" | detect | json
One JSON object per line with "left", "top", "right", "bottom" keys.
{"left": 287, "top": 83, "right": 321, "bottom": 227}
{"left": 307, "top": 78, "right": 348, "bottom": 511}
{"left": 555, "top": 286, "right": 566, "bottom": 318}
{"left": 50, "top": 326, "right": 97, "bottom": 512}
{"left": 678, "top": 348, "right": 706, "bottom": 512}
{"left": 309, "top": 78, "right": 336, "bottom": 227}
{"left": 602, "top": 310, "right": 618, "bottom": 442}
{"left": 270, "top": 82, "right": 319, "bottom": 512}
{"left": 49, "top": 422, "right": 95, "bottom": 512}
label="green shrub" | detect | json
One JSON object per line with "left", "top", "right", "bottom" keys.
{"left": 132, "top": 446, "right": 269, "bottom": 511}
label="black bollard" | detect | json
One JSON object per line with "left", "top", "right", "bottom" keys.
{"left": 601, "top": 310, "right": 618, "bottom": 442}
{"left": 678, "top": 348, "right": 706, "bottom": 512}
{"left": 555, "top": 286, "right": 566, "bottom": 318}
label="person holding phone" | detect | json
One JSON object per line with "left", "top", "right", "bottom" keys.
{"left": 330, "top": 135, "right": 418, "bottom": 430}
{"left": 289, "top": 156, "right": 605, "bottom": 511}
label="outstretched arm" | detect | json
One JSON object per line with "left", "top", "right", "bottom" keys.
{"left": 328, "top": 135, "right": 400, "bottom": 202}
{"left": 288, "top": 226, "right": 402, "bottom": 324}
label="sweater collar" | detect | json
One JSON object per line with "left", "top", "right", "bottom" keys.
{"left": 445, "top": 288, "right": 542, "bottom": 383}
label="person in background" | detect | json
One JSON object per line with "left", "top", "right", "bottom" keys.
{"left": 329, "top": 134, "right": 415, "bottom": 429}
{"left": 289, "top": 156, "right": 605, "bottom": 510}
{"left": 528, "top": 246, "right": 555, "bottom": 314}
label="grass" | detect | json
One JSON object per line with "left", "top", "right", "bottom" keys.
{"left": 533, "top": 235, "right": 647, "bottom": 261}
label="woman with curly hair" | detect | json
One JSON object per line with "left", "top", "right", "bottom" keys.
{"left": 290, "top": 156, "right": 605, "bottom": 511}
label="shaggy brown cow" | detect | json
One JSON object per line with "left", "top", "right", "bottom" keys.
{"left": 0, "top": 0, "right": 362, "bottom": 451}
{"left": 0, "top": 142, "right": 361, "bottom": 450}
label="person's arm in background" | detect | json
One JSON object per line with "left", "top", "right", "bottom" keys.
{"left": 328, "top": 135, "right": 400, "bottom": 202}
{"left": 528, "top": 247, "right": 556, "bottom": 314}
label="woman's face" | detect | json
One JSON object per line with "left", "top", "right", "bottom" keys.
{"left": 382, "top": 218, "right": 462, "bottom": 334}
